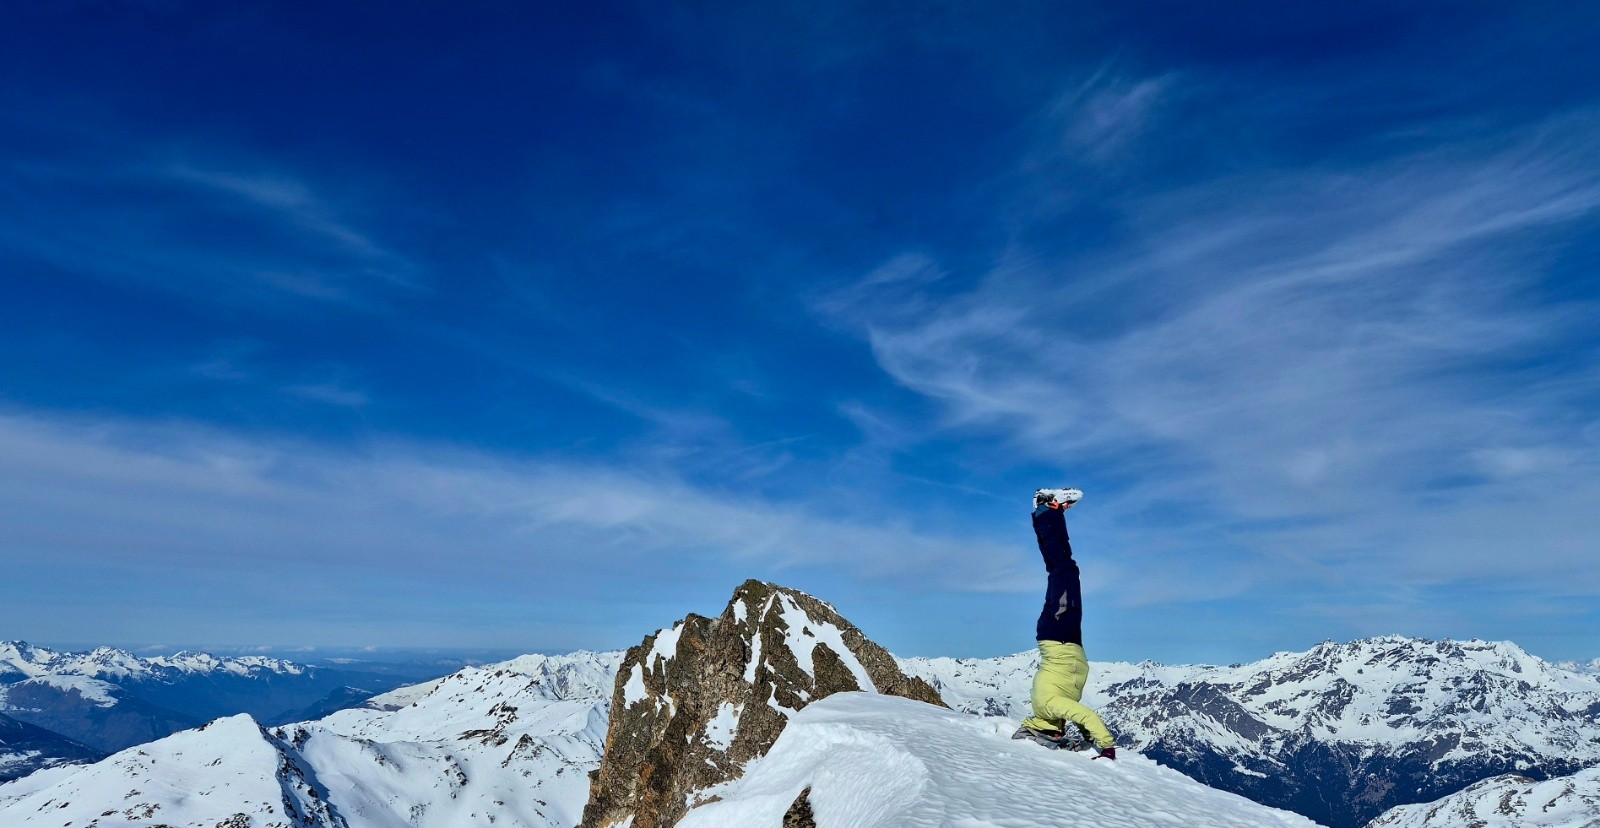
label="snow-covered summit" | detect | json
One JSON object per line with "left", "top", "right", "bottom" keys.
{"left": 679, "top": 692, "right": 1319, "bottom": 828}
{"left": 583, "top": 579, "right": 944, "bottom": 828}
{"left": 0, "top": 713, "right": 338, "bottom": 827}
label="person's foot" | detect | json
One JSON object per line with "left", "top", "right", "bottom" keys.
{"left": 1093, "top": 746, "right": 1117, "bottom": 761}
{"left": 1011, "top": 726, "right": 1067, "bottom": 748}
{"left": 1033, "top": 488, "right": 1084, "bottom": 508}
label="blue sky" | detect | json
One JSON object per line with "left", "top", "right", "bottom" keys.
{"left": 2, "top": 2, "right": 1598, "bottom": 665}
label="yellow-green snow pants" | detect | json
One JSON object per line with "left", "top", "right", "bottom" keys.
{"left": 1020, "top": 640, "right": 1115, "bottom": 749}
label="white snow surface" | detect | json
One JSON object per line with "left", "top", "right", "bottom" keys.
{"left": 679, "top": 692, "right": 1319, "bottom": 828}
{"left": 773, "top": 593, "right": 876, "bottom": 694}
{"left": 703, "top": 702, "right": 740, "bottom": 751}
{"left": 361, "top": 676, "right": 447, "bottom": 711}
{"left": 1368, "top": 766, "right": 1600, "bottom": 827}
{"left": 26, "top": 675, "right": 120, "bottom": 707}
{"left": 0, "top": 649, "right": 625, "bottom": 828}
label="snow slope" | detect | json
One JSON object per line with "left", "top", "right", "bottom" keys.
{"left": 0, "top": 714, "right": 335, "bottom": 827}
{"left": 678, "top": 692, "right": 1322, "bottom": 828}
{"left": 1368, "top": 766, "right": 1600, "bottom": 827}
{"left": 0, "top": 650, "right": 623, "bottom": 827}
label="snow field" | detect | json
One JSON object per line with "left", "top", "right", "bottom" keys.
{"left": 679, "top": 693, "right": 1321, "bottom": 828}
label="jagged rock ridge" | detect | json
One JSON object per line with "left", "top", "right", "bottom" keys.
{"left": 581, "top": 579, "right": 944, "bottom": 828}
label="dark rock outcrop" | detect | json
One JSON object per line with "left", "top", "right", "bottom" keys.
{"left": 580, "top": 580, "right": 944, "bottom": 828}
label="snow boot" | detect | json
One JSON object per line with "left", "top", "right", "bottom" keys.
{"left": 1093, "top": 746, "right": 1117, "bottom": 761}
{"left": 1033, "top": 488, "right": 1083, "bottom": 508}
{"left": 1012, "top": 726, "right": 1068, "bottom": 749}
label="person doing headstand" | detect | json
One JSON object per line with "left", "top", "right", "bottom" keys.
{"left": 1013, "top": 487, "right": 1117, "bottom": 759}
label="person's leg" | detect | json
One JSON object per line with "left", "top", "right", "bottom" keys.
{"left": 1026, "top": 641, "right": 1115, "bottom": 749}
{"left": 1021, "top": 640, "right": 1068, "bottom": 733}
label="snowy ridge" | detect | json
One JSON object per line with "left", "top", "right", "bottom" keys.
{"left": 679, "top": 692, "right": 1319, "bottom": 828}
{"left": 0, "top": 650, "right": 625, "bottom": 827}
{"left": 1368, "top": 766, "right": 1600, "bottom": 827}
{"left": 0, "top": 714, "right": 335, "bottom": 827}
{"left": 0, "top": 641, "right": 306, "bottom": 682}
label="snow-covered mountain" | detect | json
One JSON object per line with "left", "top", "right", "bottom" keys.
{"left": 1367, "top": 766, "right": 1600, "bottom": 827}
{"left": 1556, "top": 657, "right": 1600, "bottom": 676}
{"left": 903, "top": 636, "right": 1600, "bottom": 828}
{"left": 6, "top": 614, "right": 1596, "bottom": 828}
{"left": 0, "top": 712, "right": 102, "bottom": 784}
{"left": 0, "top": 641, "right": 307, "bottom": 682}
{"left": 581, "top": 580, "right": 944, "bottom": 828}
{"left": 0, "top": 649, "right": 624, "bottom": 827}
{"left": 680, "top": 692, "right": 1320, "bottom": 828}
{"left": 0, "top": 641, "right": 413, "bottom": 754}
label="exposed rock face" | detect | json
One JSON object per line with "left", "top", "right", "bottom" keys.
{"left": 580, "top": 580, "right": 944, "bottom": 828}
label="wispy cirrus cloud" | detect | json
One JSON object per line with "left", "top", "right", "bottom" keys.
{"left": 824, "top": 106, "right": 1600, "bottom": 626}
{"left": 0, "top": 114, "right": 420, "bottom": 308}
{"left": 0, "top": 408, "right": 1028, "bottom": 644}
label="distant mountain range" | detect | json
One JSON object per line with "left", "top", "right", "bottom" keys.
{"left": 0, "top": 585, "right": 1320, "bottom": 828}
{"left": 4, "top": 623, "right": 1598, "bottom": 827}
{"left": 0, "top": 650, "right": 623, "bottom": 827}
{"left": 903, "top": 635, "right": 1600, "bottom": 828}
{"left": 0, "top": 640, "right": 424, "bottom": 779}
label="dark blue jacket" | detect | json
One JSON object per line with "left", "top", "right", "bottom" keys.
{"left": 1033, "top": 505, "right": 1083, "bottom": 644}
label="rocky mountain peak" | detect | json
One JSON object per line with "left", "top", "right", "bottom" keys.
{"left": 580, "top": 579, "right": 944, "bottom": 828}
